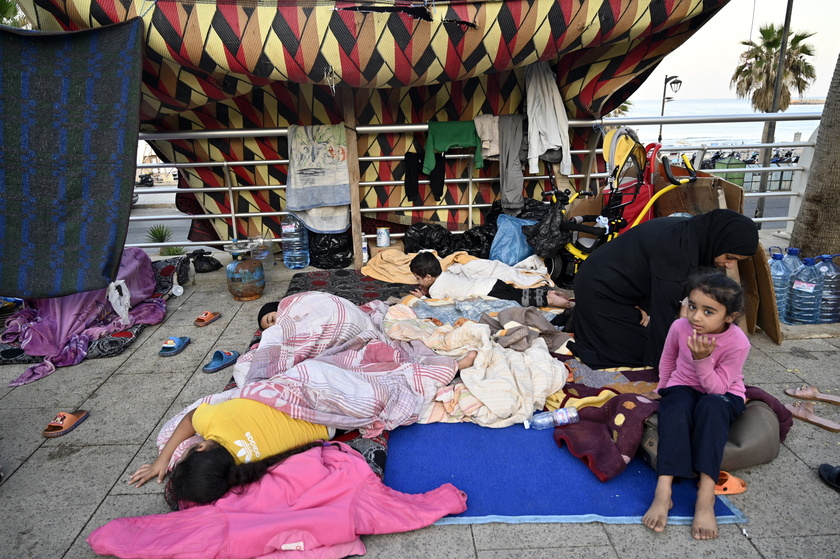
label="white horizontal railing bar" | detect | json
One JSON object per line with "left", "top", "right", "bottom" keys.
{"left": 700, "top": 165, "right": 805, "bottom": 174}
{"left": 138, "top": 112, "right": 821, "bottom": 143}
{"left": 568, "top": 112, "right": 821, "bottom": 127}
{"left": 661, "top": 141, "right": 812, "bottom": 152}
{"left": 744, "top": 191, "right": 800, "bottom": 198}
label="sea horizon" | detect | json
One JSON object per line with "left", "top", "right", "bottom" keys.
{"left": 619, "top": 97, "right": 823, "bottom": 147}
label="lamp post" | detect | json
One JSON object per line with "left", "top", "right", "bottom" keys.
{"left": 658, "top": 75, "right": 682, "bottom": 144}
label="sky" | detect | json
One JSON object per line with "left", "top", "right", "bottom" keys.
{"left": 628, "top": 0, "right": 840, "bottom": 101}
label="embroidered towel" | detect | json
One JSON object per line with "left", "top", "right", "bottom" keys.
{"left": 286, "top": 124, "right": 351, "bottom": 233}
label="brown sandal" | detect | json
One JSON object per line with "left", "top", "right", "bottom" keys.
{"left": 785, "top": 401, "right": 840, "bottom": 433}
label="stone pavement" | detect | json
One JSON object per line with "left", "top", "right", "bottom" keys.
{"left": 1, "top": 247, "right": 840, "bottom": 559}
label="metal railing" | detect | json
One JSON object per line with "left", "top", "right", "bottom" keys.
{"left": 129, "top": 110, "right": 821, "bottom": 251}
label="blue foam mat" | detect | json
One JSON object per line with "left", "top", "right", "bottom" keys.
{"left": 384, "top": 422, "right": 747, "bottom": 525}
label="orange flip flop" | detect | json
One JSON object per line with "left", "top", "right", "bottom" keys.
{"left": 194, "top": 311, "right": 221, "bottom": 327}
{"left": 785, "top": 401, "right": 840, "bottom": 433}
{"left": 715, "top": 471, "right": 746, "bottom": 495}
{"left": 42, "top": 410, "right": 89, "bottom": 438}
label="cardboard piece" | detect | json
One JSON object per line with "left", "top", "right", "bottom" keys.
{"left": 650, "top": 165, "right": 778, "bottom": 340}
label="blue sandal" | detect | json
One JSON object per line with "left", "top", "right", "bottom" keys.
{"left": 202, "top": 350, "right": 240, "bottom": 373}
{"left": 159, "top": 336, "right": 190, "bottom": 357}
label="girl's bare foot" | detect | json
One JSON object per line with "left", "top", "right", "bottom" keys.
{"left": 457, "top": 350, "right": 477, "bottom": 371}
{"left": 642, "top": 476, "right": 674, "bottom": 533}
{"left": 547, "top": 291, "right": 570, "bottom": 308}
{"left": 692, "top": 474, "right": 719, "bottom": 540}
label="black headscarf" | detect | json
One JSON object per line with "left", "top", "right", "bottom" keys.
{"left": 257, "top": 301, "right": 279, "bottom": 328}
{"left": 652, "top": 209, "right": 758, "bottom": 281}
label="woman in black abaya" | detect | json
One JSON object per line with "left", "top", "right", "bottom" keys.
{"left": 568, "top": 209, "right": 758, "bottom": 369}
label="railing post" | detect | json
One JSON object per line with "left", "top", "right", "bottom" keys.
{"left": 223, "top": 161, "right": 239, "bottom": 238}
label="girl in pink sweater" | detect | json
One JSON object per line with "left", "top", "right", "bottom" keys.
{"left": 642, "top": 272, "right": 749, "bottom": 541}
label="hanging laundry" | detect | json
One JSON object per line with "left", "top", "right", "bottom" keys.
{"left": 422, "top": 120, "right": 484, "bottom": 175}
{"left": 498, "top": 114, "right": 525, "bottom": 212}
{"left": 286, "top": 124, "right": 351, "bottom": 233}
{"left": 525, "top": 61, "right": 571, "bottom": 176}
{"left": 474, "top": 114, "right": 500, "bottom": 160}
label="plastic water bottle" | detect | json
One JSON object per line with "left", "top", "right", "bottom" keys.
{"left": 768, "top": 249, "right": 792, "bottom": 323}
{"left": 281, "top": 214, "right": 310, "bottom": 269}
{"left": 782, "top": 247, "right": 804, "bottom": 274}
{"left": 817, "top": 254, "right": 840, "bottom": 324}
{"left": 786, "top": 257, "right": 824, "bottom": 325}
{"left": 524, "top": 406, "right": 579, "bottom": 430}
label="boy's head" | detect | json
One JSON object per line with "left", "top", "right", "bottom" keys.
{"left": 409, "top": 251, "right": 442, "bottom": 290}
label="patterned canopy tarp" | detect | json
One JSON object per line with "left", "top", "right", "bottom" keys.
{"left": 18, "top": 0, "right": 729, "bottom": 239}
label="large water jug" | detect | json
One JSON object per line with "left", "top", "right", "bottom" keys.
{"left": 782, "top": 247, "right": 804, "bottom": 274}
{"left": 817, "top": 254, "right": 840, "bottom": 324}
{"left": 281, "top": 214, "right": 310, "bottom": 269}
{"left": 786, "top": 257, "right": 824, "bottom": 325}
{"left": 768, "top": 248, "right": 792, "bottom": 323}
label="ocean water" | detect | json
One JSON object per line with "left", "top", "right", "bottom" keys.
{"left": 619, "top": 98, "right": 823, "bottom": 147}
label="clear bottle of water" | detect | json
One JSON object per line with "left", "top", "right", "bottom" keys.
{"left": 782, "top": 247, "right": 804, "bottom": 274}
{"left": 768, "top": 249, "right": 792, "bottom": 323}
{"left": 817, "top": 254, "right": 840, "bottom": 324}
{"left": 281, "top": 214, "right": 310, "bottom": 269}
{"left": 524, "top": 406, "right": 579, "bottom": 430}
{"left": 786, "top": 257, "right": 824, "bottom": 325}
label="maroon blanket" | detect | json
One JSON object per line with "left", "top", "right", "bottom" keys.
{"left": 552, "top": 372, "right": 792, "bottom": 482}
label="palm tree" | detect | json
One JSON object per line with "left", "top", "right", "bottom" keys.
{"left": 730, "top": 24, "right": 816, "bottom": 113}
{"left": 730, "top": 23, "right": 816, "bottom": 225}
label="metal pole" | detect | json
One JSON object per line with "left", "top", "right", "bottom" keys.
{"left": 658, "top": 77, "right": 669, "bottom": 144}
{"left": 754, "top": 0, "right": 794, "bottom": 229}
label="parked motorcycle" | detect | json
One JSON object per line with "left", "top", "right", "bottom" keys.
{"left": 700, "top": 151, "right": 724, "bottom": 169}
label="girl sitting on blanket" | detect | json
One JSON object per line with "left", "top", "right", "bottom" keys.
{"left": 642, "top": 272, "right": 749, "bottom": 540}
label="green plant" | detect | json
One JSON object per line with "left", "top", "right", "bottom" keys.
{"left": 145, "top": 224, "right": 184, "bottom": 256}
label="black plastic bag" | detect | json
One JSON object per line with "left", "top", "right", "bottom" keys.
{"left": 522, "top": 202, "right": 572, "bottom": 259}
{"left": 517, "top": 197, "right": 552, "bottom": 222}
{"left": 187, "top": 249, "right": 223, "bottom": 273}
{"left": 309, "top": 230, "right": 353, "bottom": 269}
{"left": 451, "top": 225, "right": 495, "bottom": 259}
{"left": 403, "top": 223, "right": 452, "bottom": 256}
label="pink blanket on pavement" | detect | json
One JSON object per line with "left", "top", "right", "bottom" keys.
{"left": 88, "top": 442, "right": 467, "bottom": 559}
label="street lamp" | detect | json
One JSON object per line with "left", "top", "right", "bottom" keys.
{"left": 658, "top": 75, "right": 682, "bottom": 144}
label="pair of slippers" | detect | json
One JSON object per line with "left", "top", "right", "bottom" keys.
{"left": 42, "top": 410, "right": 89, "bottom": 438}
{"left": 784, "top": 385, "right": 840, "bottom": 432}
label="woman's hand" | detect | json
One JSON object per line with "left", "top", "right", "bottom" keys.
{"left": 687, "top": 331, "right": 716, "bottom": 360}
{"left": 640, "top": 391, "right": 661, "bottom": 401}
{"left": 128, "top": 459, "right": 168, "bottom": 488}
{"left": 635, "top": 306, "right": 650, "bottom": 327}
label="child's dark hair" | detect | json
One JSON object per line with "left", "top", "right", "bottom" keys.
{"left": 409, "top": 251, "right": 442, "bottom": 278}
{"left": 167, "top": 441, "right": 324, "bottom": 507}
{"left": 687, "top": 271, "right": 744, "bottom": 317}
